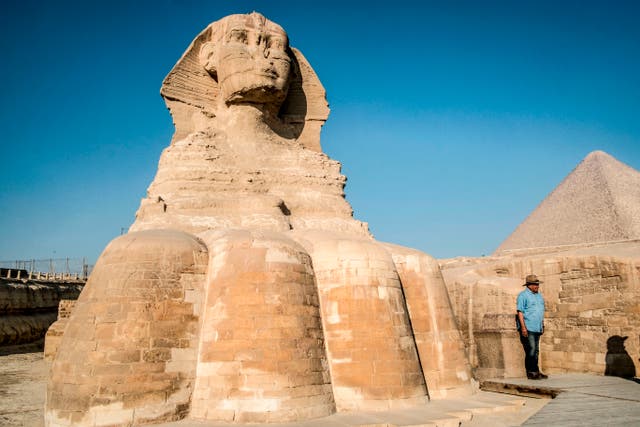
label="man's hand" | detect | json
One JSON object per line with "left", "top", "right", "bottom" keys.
{"left": 517, "top": 311, "right": 528, "bottom": 337}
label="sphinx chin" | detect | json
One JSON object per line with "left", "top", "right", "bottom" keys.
{"left": 225, "top": 84, "right": 288, "bottom": 105}
{"left": 45, "top": 11, "right": 474, "bottom": 427}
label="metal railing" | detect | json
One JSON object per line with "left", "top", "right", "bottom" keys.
{"left": 0, "top": 258, "right": 93, "bottom": 280}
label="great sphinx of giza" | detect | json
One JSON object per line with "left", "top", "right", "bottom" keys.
{"left": 46, "top": 12, "right": 472, "bottom": 426}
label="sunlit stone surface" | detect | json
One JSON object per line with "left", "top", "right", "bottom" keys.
{"left": 442, "top": 151, "right": 640, "bottom": 381}
{"left": 46, "top": 12, "right": 472, "bottom": 426}
{"left": 495, "top": 150, "right": 640, "bottom": 254}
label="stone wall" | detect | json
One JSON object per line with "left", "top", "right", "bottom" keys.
{"left": 384, "top": 242, "right": 473, "bottom": 398}
{"left": 44, "top": 300, "right": 77, "bottom": 360}
{"left": 0, "top": 279, "right": 83, "bottom": 347}
{"left": 545, "top": 256, "right": 639, "bottom": 374}
{"left": 190, "top": 230, "right": 336, "bottom": 422}
{"left": 46, "top": 230, "right": 209, "bottom": 427}
{"left": 442, "top": 242, "right": 640, "bottom": 379}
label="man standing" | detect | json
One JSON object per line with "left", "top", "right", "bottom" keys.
{"left": 517, "top": 274, "right": 548, "bottom": 380}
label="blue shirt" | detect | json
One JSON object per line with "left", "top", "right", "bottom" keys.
{"left": 517, "top": 288, "right": 545, "bottom": 333}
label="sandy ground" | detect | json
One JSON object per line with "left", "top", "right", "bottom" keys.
{"left": 0, "top": 344, "right": 47, "bottom": 427}
{"left": 0, "top": 344, "right": 547, "bottom": 427}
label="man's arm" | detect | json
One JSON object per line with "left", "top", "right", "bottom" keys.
{"left": 516, "top": 293, "right": 528, "bottom": 337}
{"left": 517, "top": 310, "right": 528, "bottom": 337}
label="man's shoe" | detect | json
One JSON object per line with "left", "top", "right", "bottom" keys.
{"left": 537, "top": 372, "right": 548, "bottom": 379}
{"left": 527, "top": 372, "right": 540, "bottom": 379}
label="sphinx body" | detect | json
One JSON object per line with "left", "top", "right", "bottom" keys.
{"left": 46, "top": 13, "right": 472, "bottom": 426}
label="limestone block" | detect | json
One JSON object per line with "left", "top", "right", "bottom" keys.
{"left": 45, "top": 230, "right": 207, "bottom": 427}
{"left": 441, "top": 242, "right": 640, "bottom": 378}
{"left": 383, "top": 242, "right": 473, "bottom": 398}
{"left": 190, "top": 229, "right": 335, "bottom": 422}
{"left": 47, "top": 11, "right": 484, "bottom": 425}
{"left": 131, "top": 12, "right": 369, "bottom": 240}
{"left": 474, "top": 314, "right": 526, "bottom": 379}
{"left": 295, "top": 233, "right": 427, "bottom": 411}
{"left": 44, "top": 300, "right": 78, "bottom": 360}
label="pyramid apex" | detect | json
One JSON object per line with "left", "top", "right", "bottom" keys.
{"left": 494, "top": 150, "right": 640, "bottom": 254}
{"left": 584, "top": 150, "right": 613, "bottom": 161}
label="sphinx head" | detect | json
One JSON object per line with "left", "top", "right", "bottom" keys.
{"left": 199, "top": 12, "right": 292, "bottom": 107}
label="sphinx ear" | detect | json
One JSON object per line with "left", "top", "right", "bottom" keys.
{"left": 200, "top": 42, "right": 218, "bottom": 80}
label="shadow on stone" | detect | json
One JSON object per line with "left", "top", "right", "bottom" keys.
{"left": 0, "top": 339, "right": 44, "bottom": 356}
{"left": 604, "top": 335, "right": 636, "bottom": 379}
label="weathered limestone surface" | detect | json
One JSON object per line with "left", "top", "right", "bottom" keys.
{"left": 190, "top": 229, "right": 335, "bottom": 422}
{"left": 0, "top": 280, "right": 82, "bottom": 346}
{"left": 383, "top": 243, "right": 473, "bottom": 398}
{"left": 442, "top": 241, "right": 640, "bottom": 380}
{"left": 450, "top": 151, "right": 640, "bottom": 379}
{"left": 496, "top": 151, "right": 640, "bottom": 254}
{"left": 47, "top": 12, "right": 473, "bottom": 426}
{"left": 292, "top": 232, "right": 428, "bottom": 411}
{"left": 47, "top": 230, "right": 208, "bottom": 427}
{"left": 131, "top": 13, "right": 367, "bottom": 239}
{"left": 44, "top": 300, "right": 77, "bottom": 360}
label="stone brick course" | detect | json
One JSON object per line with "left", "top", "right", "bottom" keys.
{"left": 46, "top": 230, "right": 208, "bottom": 427}
{"left": 46, "top": 12, "right": 474, "bottom": 425}
{"left": 442, "top": 242, "right": 640, "bottom": 379}
{"left": 190, "top": 229, "right": 335, "bottom": 423}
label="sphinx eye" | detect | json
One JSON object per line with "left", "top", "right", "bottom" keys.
{"left": 228, "top": 29, "right": 248, "bottom": 44}
{"left": 267, "top": 37, "right": 285, "bottom": 50}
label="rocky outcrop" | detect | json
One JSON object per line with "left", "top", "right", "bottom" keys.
{"left": 0, "top": 279, "right": 83, "bottom": 347}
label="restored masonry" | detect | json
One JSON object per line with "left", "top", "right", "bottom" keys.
{"left": 442, "top": 242, "right": 640, "bottom": 380}
{"left": 441, "top": 149, "right": 640, "bottom": 381}
{"left": 45, "top": 13, "right": 472, "bottom": 427}
{"left": 44, "top": 11, "right": 640, "bottom": 427}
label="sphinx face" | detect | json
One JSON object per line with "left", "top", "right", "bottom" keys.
{"left": 211, "top": 14, "right": 291, "bottom": 105}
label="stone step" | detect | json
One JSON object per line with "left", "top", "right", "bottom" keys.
{"left": 158, "top": 391, "right": 527, "bottom": 427}
{"left": 479, "top": 380, "right": 559, "bottom": 399}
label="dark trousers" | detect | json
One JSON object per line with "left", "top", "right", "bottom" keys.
{"left": 520, "top": 331, "right": 541, "bottom": 373}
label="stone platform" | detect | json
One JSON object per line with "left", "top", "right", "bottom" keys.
{"left": 481, "top": 374, "right": 640, "bottom": 426}
{"left": 8, "top": 351, "right": 640, "bottom": 426}
{"left": 155, "top": 392, "right": 542, "bottom": 427}
{"left": 2, "top": 350, "right": 544, "bottom": 427}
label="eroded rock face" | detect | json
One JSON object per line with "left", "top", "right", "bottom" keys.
{"left": 132, "top": 12, "right": 367, "bottom": 238}
{"left": 0, "top": 280, "right": 82, "bottom": 347}
{"left": 46, "top": 12, "right": 473, "bottom": 426}
{"left": 47, "top": 230, "right": 208, "bottom": 427}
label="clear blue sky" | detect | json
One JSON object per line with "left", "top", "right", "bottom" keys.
{"left": 1, "top": 0, "right": 639, "bottom": 262}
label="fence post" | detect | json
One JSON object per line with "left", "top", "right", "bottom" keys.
{"left": 1, "top": 257, "right": 90, "bottom": 280}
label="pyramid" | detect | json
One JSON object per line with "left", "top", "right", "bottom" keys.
{"left": 494, "top": 150, "right": 640, "bottom": 254}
